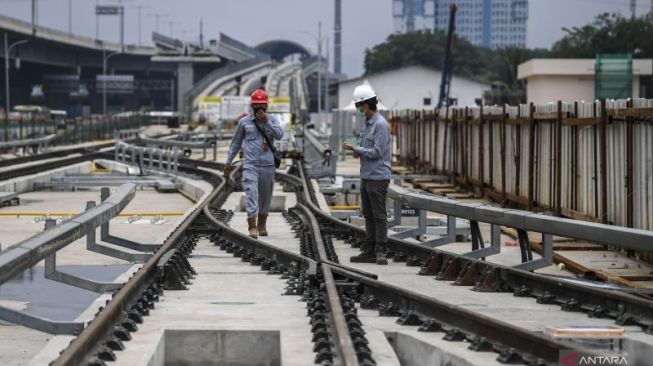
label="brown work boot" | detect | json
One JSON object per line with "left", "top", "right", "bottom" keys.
{"left": 247, "top": 217, "right": 258, "bottom": 239}
{"left": 257, "top": 213, "right": 269, "bottom": 236}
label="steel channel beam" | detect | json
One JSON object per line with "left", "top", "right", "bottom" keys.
{"left": 388, "top": 183, "right": 653, "bottom": 251}
{"left": 0, "top": 183, "right": 136, "bottom": 285}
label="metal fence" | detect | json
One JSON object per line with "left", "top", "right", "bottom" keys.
{"left": 0, "top": 115, "right": 152, "bottom": 145}
{"left": 393, "top": 98, "right": 653, "bottom": 233}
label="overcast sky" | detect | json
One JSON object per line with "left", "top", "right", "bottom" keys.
{"left": 1, "top": 0, "right": 651, "bottom": 76}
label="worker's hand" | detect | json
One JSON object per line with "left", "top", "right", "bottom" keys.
{"left": 353, "top": 151, "right": 360, "bottom": 158}
{"left": 223, "top": 164, "right": 232, "bottom": 176}
{"left": 255, "top": 109, "right": 268, "bottom": 123}
{"left": 342, "top": 142, "right": 355, "bottom": 151}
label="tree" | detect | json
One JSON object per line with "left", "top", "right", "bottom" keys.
{"left": 550, "top": 13, "right": 653, "bottom": 59}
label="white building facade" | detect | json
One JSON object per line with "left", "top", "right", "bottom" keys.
{"left": 518, "top": 59, "right": 653, "bottom": 104}
{"left": 337, "top": 65, "right": 489, "bottom": 110}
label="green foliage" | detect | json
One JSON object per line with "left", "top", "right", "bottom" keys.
{"left": 363, "top": 29, "right": 545, "bottom": 87}
{"left": 363, "top": 12, "right": 653, "bottom": 94}
{"left": 550, "top": 12, "right": 653, "bottom": 58}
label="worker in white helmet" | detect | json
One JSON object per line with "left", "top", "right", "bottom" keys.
{"left": 342, "top": 84, "right": 392, "bottom": 265}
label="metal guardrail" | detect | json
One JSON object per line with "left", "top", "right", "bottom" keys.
{"left": 387, "top": 183, "right": 653, "bottom": 271}
{"left": 139, "top": 132, "right": 218, "bottom": 160}
{"left": 116, "top": 128, "right": 142, "bottom": 141}
{"left": 0, "top": 184, "right": 152, "bottom": 335}
{"left": 0, "top": 134, "right": 56, "bottom": 154}
{"left": 114, "top": 139, "right": 181, "bottom": 174}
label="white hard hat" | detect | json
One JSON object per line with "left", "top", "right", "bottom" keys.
{"left": 352, "top": 84, "right": 377, "bottom": 104}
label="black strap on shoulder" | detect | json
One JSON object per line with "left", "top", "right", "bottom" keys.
{"left": 253, "top": 121, "right": 277, "bottom": 154}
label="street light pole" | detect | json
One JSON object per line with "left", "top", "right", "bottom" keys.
{"left": 102, "top": 50, "right": 121, "bottom": 116}
{"left": 317, "top": 21, "right": 322, "bottom": 113}
{"left": 4, "top": 32, "right": 28, "bottom": 141}
{"left": 299, "top": 26, "right": 335, "bottom": 114}
{"left": 68, "top": 0, "right": 72, "bottom": 34}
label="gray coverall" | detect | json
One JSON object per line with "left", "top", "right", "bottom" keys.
{"left": 354, "top": 112, "right": 392, "bottom": 254}
{"left": 226, "top": 113, "right": 284, "bottom": 217}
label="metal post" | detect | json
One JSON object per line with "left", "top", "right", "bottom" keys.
{"left": 170, "top": 78, "right": 175, "bottom": 112}
{"left": 103, "top": 49, "right": 107, "bottom": 116}
{"left": 334, "top": 0, "right": 342, "bottom": 75}
{"left": 31, "top": 0, "right": 36, "bottom": 33}
{"left": 600, "top": 99, "right": 608, "bottom": 224}
{"left": 325, "top": 36, "right": 330, "bottom": 112}
{"left": 317, "top": 21, "right": 322, "bottom": 113}
{"left": 68, "top": 0, "right": 72, "bottom": 34}
{"left": 4, "top": 32, "right": 9, "bottom": 142}
{"left": 95, "top": 0, "right": 99, "bottom": 38}
{"left": 4, "top": 33, "right": 28, "bottom": 141}
{"left": 555, "top": 100, "right": 562, "bottom": 216}
{"left": 137, "top": 5, "right": 142, "bottom": 46}
{"left": 120, "top": 5, "right": 124, "bottom": 52}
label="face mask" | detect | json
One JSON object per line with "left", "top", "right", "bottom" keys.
{"left": 355, "top": 106, "right": 365, "bottom": 117}
{"left": 253, "top": 106, "right": 267, "bottom": 114}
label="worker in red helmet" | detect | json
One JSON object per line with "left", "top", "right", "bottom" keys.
{"left": 224, "top": 89, "right": 284, "bottom": 238}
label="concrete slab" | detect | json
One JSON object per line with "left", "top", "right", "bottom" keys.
{"left": 333, "top": 239, "right": 653, "bottom": 350}
{"left": 115, "top": 238, "right": 314, "bottom": 366}
{"left": 0, "top": 174, "right": 205, "bottom": 364}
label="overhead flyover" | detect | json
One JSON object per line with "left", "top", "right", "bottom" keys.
{"left": 185, "top": 38, "right": 318, "bottom": 118}
{"left": 255, "top": 40, "right": 311, "bottom": 62}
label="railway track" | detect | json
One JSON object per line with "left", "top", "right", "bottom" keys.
{"left": 1, "top": 150, "right": 652, "bottom": 365}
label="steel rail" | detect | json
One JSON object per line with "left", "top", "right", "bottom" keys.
{"left": 292, "top": 162, "right": 653, "bottom": 329}
{"left": 292, "top": 203, "right": 360, "bottom": 366}
{"left": 0, "top": 142, "right": 115, "bottom": 169}
{"left": 327, "top": 264, "right": 584, "bottom": 364}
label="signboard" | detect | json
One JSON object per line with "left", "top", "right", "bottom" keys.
{"left": 198, "top": 96, "right": 221, "bottom": 125}
{"left": 220, "top": 96, "right": 250, "bottom": 120}
{"left": 96, "top": 5, "right": 121, "bottom": 15}
{"left": 268, "top": 96, "right": 291, "bottom": 113}
{"left": 96, "top": 75, "right": 134, "bottom": 94}
{"left": 400, "top": 203, "right": 419, "bottom": 217}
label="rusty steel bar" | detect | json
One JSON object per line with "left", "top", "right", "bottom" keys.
{"left": 556, "top": 100, "right": 563, "bottom": 216}
{"left": 501, "top": 104, "right": 507, "bottom": 200}
{"left": 626, "top": 100, "right": 634, "bottom": 228}
{"left": 527, "top": 103, "right": 535, "bottom": 210}
{"left": 600, "top": 99, "right": 609, "bottom": 224}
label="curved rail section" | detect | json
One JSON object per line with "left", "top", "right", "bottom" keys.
{"left": 2, "top": 148, "right": 647, "bottom": 365}
{"left": 292, "top": 162, "right": 653, "bottom": 335}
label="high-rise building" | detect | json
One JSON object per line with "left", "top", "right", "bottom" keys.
{"left": 392, "top": 0, "right": 528, "bottom": 49}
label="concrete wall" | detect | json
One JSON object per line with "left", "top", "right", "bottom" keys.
{"left": 337, "top": 65, "right": 489, "bottom": 110}
{"left": 525, "top": 75, "right": 642, "bottom": 104}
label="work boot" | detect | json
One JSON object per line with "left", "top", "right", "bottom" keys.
{"left": 247, "top": 217, "right": 258, "bottom": 239}
{"left": 376, "top": 242, "right": 388, "bottom": 265}
{"left": 375, "top": 252, "right": 388, "bottom": 265}
{"left": 350, "top": 251, "right": 376, "bottom": 263}
{"left": 257, "top": 213, "right": 268, "bottom": 236}
{"left": 351, "top": 240, "right": 375, "bottom": 263}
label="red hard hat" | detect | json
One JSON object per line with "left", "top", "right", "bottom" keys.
{"left": 250, "top": 89, "right": 269, "bottom": 104}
